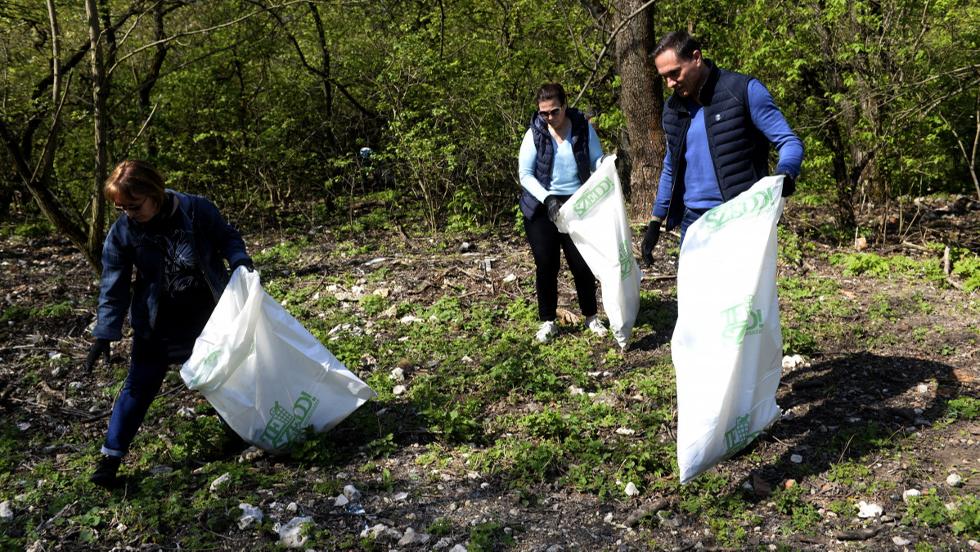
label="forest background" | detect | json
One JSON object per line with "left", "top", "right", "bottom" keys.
{"left": 1, "top": 1, "right": 980, "bottom": 550}
{"left": 1, "top": 0, "right": 978, "bottom": 268}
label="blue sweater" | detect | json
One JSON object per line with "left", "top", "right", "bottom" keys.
{"left": 653, "top": 79, "right": 803, "bottom": 220}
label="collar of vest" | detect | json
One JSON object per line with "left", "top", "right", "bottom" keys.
{"left": 666, "top": 59, "right": 721, "bottom": 114}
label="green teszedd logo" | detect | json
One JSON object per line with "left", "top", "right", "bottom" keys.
{"left": 618, "top": 239, "right": 634, "bottom": 280}
{"left": 721, "top": 295, "right": 763, "bottom": 344}
{"left": 724, "top": 414, "right": 761, "bottom": 455}
{"left": 260, "top": 391, "right": 320, "bottom": 449}
{"left": 573, "top": 176, "right": 614, "bottom": 217}
{"left": 701, "top": 186, "right": 777, "bottom": 232}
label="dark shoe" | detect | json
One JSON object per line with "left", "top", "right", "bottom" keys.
{"left": 90, "top": 455, "right": 122, "bottom": 489}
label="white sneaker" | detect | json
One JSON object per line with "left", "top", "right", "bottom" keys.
{"left": 535, "top": 321, "right": 556, "bottom": 343}
{"left": 585, "top": 315, "right": 608, "bottom": 337}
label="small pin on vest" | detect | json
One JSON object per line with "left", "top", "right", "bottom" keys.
{"left": 715, "top": 114, "right": 722, "bottom": 122}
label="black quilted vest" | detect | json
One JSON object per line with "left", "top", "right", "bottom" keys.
{"left": 519, "top": 107, "right": 593, "bottom": 219}
{"left": 660, "top": 61, "right": 769, "bottom": 230}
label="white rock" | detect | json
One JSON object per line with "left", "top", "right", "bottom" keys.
{"left": 177, "top": 406, "right": 196, "bottom": 418}
{"left": 278, "top": 516, "right": 313, "bottom": 548}
{"left": 16, "top": 422, "right": 29, "bottom": 432}
{"left": 902, "top": 489, "right": 921, "bottom": 502}
{"left": 238, "top": 503, "right": 264, "bottom": 529}
{"left": 393, "top": 491, "right": 409, "bottom": 501}
{"left": 569, "top": 386, "right": 585, "bottom": 396}
{"left": 398, "top": 527, "right": 431, "bottom": 546}
{"left": 361, "top": 523, "right": 386, "bottom": 538}
{"left": 624, "top": 482, "right": 639, "bottom": 496}
{"left": 502, "top": 273, "right": 517, "bottom": 283}
{"left": 603, "top": 512, "right": 614, "bottom": 523}
{"left": 334, "top": 495, "right": 349, "bottom": 507}
{"left": 286, "top": 502, "right": 298, "bottom": 513}
{"left": 399, "top": 315, "right": 422, "bottom": 324}
{"left": 946, "top": 473, "right": 963, "bottom": 487}
{"left": 48, "top": 351, "right": 63, "bottom": 360}
{"left": 0, "top": 500, "right": 13, "bottom": 520}
{"left": 781, "top": 354, "right": 806, "bottom": 369}
{"left": 115, "top": 522, "right": 127, "bottom": 533}
{"left": 343, "top": 484, "right": 362, "bottom": 501}
{"left": 892, "top": 536, "right": 912, "bottom": 546}
{"left": 433, "top": 537, "right": 453, "bottom": 550}
{"left": 390, "top": 367, "right": 405, "bottom": 382}
{"left": 615, "top": 427, "right": 636, "bottom": 436}
{"left": 449, "top": 545, "right": 468, "bottom": 552}
{"left": 790, "top": 454, "right": 803, "bottom": 464}
{"left": 209, "top": 472, "right": 231, "bottom": 493}
{"left": 393, "top": 385, "right": 407, "bottom": 396}
{"left": 857, "top": 501, "right": 883, "bottom": 518}
{"left": 916, "top": 384, "right": 929, "bottom": 394}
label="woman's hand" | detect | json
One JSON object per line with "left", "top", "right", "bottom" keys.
{"left": 544, "top": 196, "right": 562, "bottom": 222}
{"left": 84, "top": 339, "right": 111, "bottom": 372}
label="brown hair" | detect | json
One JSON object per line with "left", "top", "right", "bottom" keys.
{"left": 535, "top": 83, "right": 567, "bottom": 106}
{"left": 103, "top": 160, "right": 166, "bottom": 205}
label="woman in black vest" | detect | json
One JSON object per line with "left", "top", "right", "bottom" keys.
{"left": 517, "top": 83, "right": 606, "bottom": 343}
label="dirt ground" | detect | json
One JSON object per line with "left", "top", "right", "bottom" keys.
{"left": 0, "top": 196, "right": 978, "bottom": 551}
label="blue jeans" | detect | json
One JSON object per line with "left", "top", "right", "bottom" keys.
{"left": 679, "top": 207, "right": 711, "bottom": 246}
{"left": 101, "top": 336, "right": 195, "bottom": 457}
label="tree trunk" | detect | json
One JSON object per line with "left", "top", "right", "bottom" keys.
{"left": 138, "top": 2, "right": 168, "bottom": 158}
{"left": 612, "top": 0, "right": 663, "bottom": 223}
{"left": 84, "top": 0, "right": 109, "bottom": 272}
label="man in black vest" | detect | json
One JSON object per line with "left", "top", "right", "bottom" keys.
{"left": 641, "top": 31, "right": 804, "bottom": 264}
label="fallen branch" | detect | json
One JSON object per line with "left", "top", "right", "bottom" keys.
{"left": 834, "top": 526, "right": 882, "bottom": 541}
{"left": 626, "top": 497, "right": 672, "bottom": 526}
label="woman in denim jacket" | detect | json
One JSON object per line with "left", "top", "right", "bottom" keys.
{"left": 84, "top": 160, "right": 253, "bottom": 488}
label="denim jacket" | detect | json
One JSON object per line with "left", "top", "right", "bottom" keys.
{"left": 93, "top": 191, "right": 251, "bottom": 340}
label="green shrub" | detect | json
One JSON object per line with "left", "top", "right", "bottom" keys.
{"left": 946, "top": 397, "right": 979, "bottom": 421}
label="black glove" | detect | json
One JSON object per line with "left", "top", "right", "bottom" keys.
{"left": 775, "top": 172, "right": 796, "bottom": 197}
{"left": 544, "top": 196, "right": 561, "bottom": 223}
{"left": 84, "top": 339, "right": 111, "bottom": 372}
{"left": 231, "top": 258, "right": 254, "bottom": 272}
{"left": 641, "top": 220, "right": 661, "bottom": 266}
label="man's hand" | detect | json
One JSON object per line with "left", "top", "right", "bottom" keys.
{"left": 84, "top": 339, "right": 111, "bottom": 372}
{"left": 544, "top": 196, "right": 561, "bottom": 223}
{"left": 232, "top": 258, "right": 255, "bottom": 272}
{"left": 641, "top": 220, "right": 661, "bottom": 266}
{"left": 775, "top": 172, "right": 796, "bottom": 197}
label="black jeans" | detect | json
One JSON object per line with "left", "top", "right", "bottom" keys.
{"left": 523, "top": 207, "right": 598, "bottom": 322}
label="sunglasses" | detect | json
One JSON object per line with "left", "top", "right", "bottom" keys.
{"left": 114, "top": 197, "right": 147, "bottom": 213}
{"left": 538, "top": 107, "right": 563, "bottom": 118}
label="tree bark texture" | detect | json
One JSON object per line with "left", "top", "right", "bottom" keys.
{"left": 84, "top": 0, "right": 109, "bottom": 271}
{"left": 612, "top": 0, "right": 663, "bottom": 223}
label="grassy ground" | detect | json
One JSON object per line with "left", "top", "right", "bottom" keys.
{"left": 0, "top": 196, "right": 977, "bottom": 551}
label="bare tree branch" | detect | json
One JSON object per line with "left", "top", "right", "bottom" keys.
{"left": 573, "top": 0, "right": 656, "bottom": 106}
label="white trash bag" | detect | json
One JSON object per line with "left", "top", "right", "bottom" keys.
{"left": 555, "top": 155, "right": 642, "bottom": 348}
{"left": 673, "top": 176, "right": 785, "bottom": 484}
{"left": 180, "top": 268, "right": 376, "bottom": 451}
